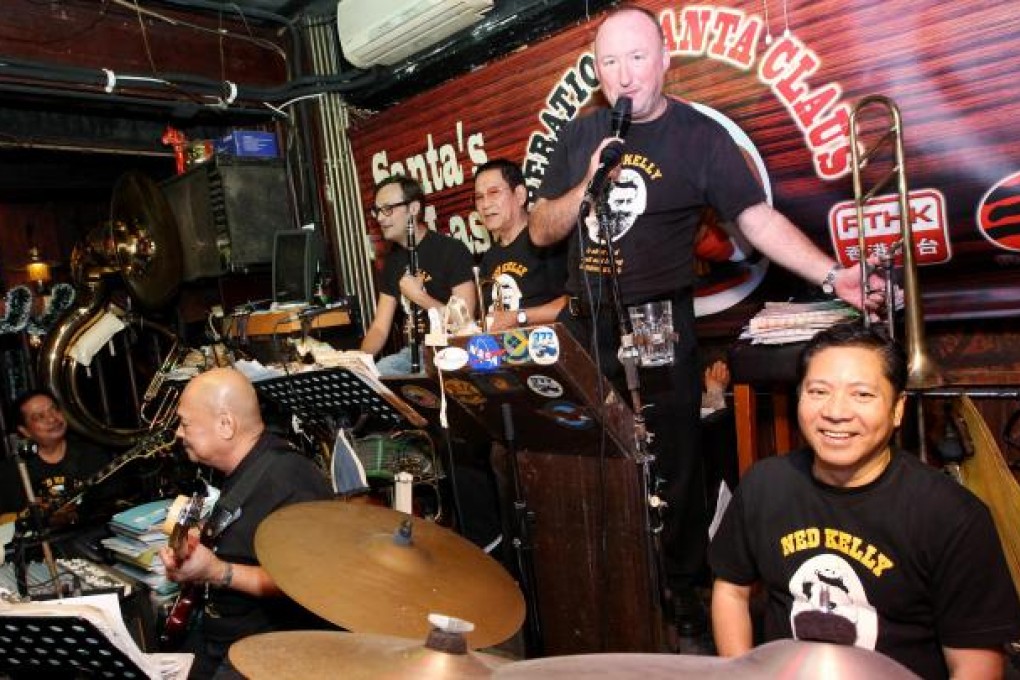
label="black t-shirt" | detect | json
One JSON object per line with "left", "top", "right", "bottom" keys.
{"left": 538, "top": 98, "right": 765, "bottom": 304}
{"left": 24, "top": 434, "right": 111, "bottom": 504}
{"left": 709, "top": 448, "right": 1020, "bottom": 679}
{"left": 203, "top": 432, "right": 333, "bottom": 643}
{"left": 479, "top": 228, "right": 566, "bottom": 312}
{"left": 381, "top": 229, "right": 473, "bottom": 304}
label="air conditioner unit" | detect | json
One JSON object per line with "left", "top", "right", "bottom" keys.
{"left": 337, "top": 0, "right": 494, "bottom": 69}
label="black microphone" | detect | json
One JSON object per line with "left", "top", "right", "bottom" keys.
{"left": 580, "top": 96, "right": 633, "bottom": 217}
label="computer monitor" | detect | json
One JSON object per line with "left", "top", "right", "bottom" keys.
{"left": 272, "top": 229, "right": 316, "bottom": 305}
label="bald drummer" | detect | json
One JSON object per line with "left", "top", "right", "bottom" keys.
{"left": 160, "top": 368, "right": 333, "bottom": 679}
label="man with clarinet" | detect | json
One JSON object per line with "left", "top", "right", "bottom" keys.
{"left": 360, "top": 175, "right": 476, "bottom": 374}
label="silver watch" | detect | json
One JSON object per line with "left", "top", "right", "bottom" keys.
{"left": 516, "top": 310, "right": 528, "bottom": 326}
{"left": 821, "top": 264, "right": 841, "bottom": 295}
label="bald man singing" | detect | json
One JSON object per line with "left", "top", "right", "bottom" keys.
{"left": 160, "top": 368, "right": 332, "bottom": 679}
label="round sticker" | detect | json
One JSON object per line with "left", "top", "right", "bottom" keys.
{"left": 527, "top": 374, "right": 564, "bottom": 398}
{"left": 434, "top": 346, "right": 469, "bottom": 372}
{"left": 467, "top": 334, "right": 503, "bottom": 372}
{"left": 528, "top": 326, "right": 560, "bottom": 366}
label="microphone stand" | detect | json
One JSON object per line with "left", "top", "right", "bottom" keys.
{"left": 406, "top": 214, "right": 422, "bottom": 373}
{"left": 501, "top": 403, "right": 543, "bottom": 657}
{"left": 11, "top": 438, "right": 63, "bottom": 599}
{"left": 580, "top": 193, "right": 670, "bottom": 622}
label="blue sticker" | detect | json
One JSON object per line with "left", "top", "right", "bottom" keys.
{"left": 540, "top": 400, "right": 594, "bottom": 430}
{"left": 467, "top": 334, "right": 503, "bottom": 372}
{"left": 528, "top": 326, "right": 560, "bottom": 365}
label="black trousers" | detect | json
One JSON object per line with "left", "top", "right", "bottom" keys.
{"left": 557, "top": 288, "right": 707, "bottom": 592}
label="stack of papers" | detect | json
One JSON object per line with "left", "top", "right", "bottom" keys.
{"left": 740, "top": 300, "right": 859, "bottom": 344}
{"left": 102, "top": 499, "right": 177, "bottom": 596}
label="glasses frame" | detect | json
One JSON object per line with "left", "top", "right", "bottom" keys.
{"left": 370, "top": 200, "right": 411, "bottom": 218}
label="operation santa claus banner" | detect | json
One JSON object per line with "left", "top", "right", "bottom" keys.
{"left": 349, "top": 0, "right": 1020, "bottom": 322}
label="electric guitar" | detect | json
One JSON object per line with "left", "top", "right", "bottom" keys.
{"left": 48, "top": 428, "right": 178, "bottom": 522}
{"left": 158, "top": 492, "right": 207, "bottom": 651}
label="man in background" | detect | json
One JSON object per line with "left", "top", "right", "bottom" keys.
{"left": 476, "top": 158, "right": 566, "bottom": 332}
{"left": 360, "top": 175, "right": 476, "bottom": 374}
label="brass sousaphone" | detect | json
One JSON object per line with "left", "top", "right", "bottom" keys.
{"left": 39, "top": 170, "right": 184, "bottom": 448}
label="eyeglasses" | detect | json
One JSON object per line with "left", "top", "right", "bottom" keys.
{"left": 474, "top": 186, "right": 509, "bottom": 205}
{"left": 369, "top": 200, "right": 411, "bottom": 218}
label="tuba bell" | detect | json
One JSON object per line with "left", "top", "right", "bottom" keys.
{"left": 39, "top": 171, "right": 183, "bottom": 448}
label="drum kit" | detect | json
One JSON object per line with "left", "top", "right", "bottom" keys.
{"left": 233, "top": 500, "right": 921, "bottom": 679}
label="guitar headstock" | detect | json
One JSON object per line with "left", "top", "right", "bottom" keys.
{"left": 165, "top": 492, "right": 205, "bottom": 560}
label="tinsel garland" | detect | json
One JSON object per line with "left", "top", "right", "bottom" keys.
{"left": 0, "top": 286, "right": 32, "bottom": 334}
{"left": 27, "top": 283, "right": 76, "bottom": 335}
{"left": 0, "top": 284, "right": 77, "bottom": 336}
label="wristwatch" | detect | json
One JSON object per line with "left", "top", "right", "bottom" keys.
{"left": 820, "top": 264, "right": 841, "bottom": 295}
{"left": 516, "top": 310, "right": 528, "bottom": 326}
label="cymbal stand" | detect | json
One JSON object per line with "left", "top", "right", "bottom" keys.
{"left": 500, "top": 403, "right": 543, "bottom": 657}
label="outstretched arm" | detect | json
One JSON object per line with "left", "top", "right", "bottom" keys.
{"left": 943, "top": 647, "right": 1005, "bottom": 680}
{"left": 736, "top": 202, "right": 885, "bottom": 312}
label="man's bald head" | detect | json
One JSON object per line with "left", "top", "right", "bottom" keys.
{"left": 176, "top": 368, "right": 264, "bottom": 473}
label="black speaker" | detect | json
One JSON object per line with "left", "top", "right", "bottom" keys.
{"left": 160, "top": 156, "right": 293, "bottom": 280}
{"left": 272, "top": 229, "right": 317, "bottom": 305}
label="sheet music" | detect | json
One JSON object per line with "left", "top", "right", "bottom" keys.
{"left": 0, "top": 593, "right": 193, "bottom": 679}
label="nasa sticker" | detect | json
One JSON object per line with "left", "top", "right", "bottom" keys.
{"left": 472, "top": 371, "right": 525, "bottom": 396}
{"left": 527, "top": 326, "right": 560, "bottom": 366}
{"left": 467, "top": 334, "right": 503, "bottom": 372}
{"left": 527, "top": 374, "right": 564, "bottom": 399}
{"left": 501, "top": 330, "right": 531, "bottom": 364}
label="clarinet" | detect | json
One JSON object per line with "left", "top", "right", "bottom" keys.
{"left": 406, "top": 213, "right": 422, "bottom": 373}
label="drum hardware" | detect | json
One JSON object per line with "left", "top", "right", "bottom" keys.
{"left": 253, "top": 501, "right": 525, "bottom": 649}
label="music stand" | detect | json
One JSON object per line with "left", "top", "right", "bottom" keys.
{"left": 0, "top": 613, "right": 150, "bottom": 678}
{"left": 254, "top": 367, "right": 427, "bottom": 433}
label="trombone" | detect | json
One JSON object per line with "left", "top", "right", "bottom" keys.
{"left": 848, "top": 94, "right": 943, "bottom": 390}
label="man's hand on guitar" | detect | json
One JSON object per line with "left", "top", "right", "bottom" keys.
{"left": 159, "top": 532, "right": 228, "bottom": 587}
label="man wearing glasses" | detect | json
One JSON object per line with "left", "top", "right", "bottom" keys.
{"left": 360, "top": 175, "right": 476, "bottom": 374}
{"left": 476, "top": 159, "right": 567, "bottom": 332}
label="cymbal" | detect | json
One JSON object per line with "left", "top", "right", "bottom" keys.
{"left": 731, "top": 640, "right": 921, "bottom": 678}
{"left": 493, "top": 641, "right": 921, "bottom": 679}
{"left": 229, "top": 630, "right": 509, "bottom": 680}
{"left": 108, "top": 170, "right": 182, "bottom": 309}
{"left": 254, "top": 501, "right": 525, "bottom": 649}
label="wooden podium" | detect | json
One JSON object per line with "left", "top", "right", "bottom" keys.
{"left": 432, "top": 324, "right": 667, "bottom": 655}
